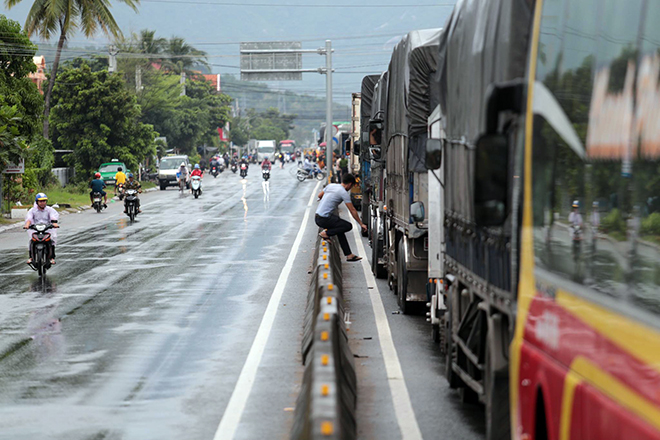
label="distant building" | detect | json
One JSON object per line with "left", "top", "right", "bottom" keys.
{"left": 200, "top": 73, "right": 221, "bottom": 92}
{"left": 29, "top": 56, "right": 47, "bottom": 94}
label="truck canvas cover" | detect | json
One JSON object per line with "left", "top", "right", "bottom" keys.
{"left": 386, "top": 29, "right": 442, "bottom": 173}
{"left": 360, "top": 75, "right": 380, "bottom": 144}
{"left": 439, "top": 0, "right": 533, "bottom": 221}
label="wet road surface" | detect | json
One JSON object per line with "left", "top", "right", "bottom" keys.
{"left": 0, "top": 165, "right": 485, "bottom": 440}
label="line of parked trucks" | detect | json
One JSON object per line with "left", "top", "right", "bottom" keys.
{"left": 353, "top": 0, "right": 660, "bottom": 436}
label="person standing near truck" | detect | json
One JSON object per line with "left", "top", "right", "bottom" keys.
{"left": 315, "top": 173, "right": 367, "bottom": 262}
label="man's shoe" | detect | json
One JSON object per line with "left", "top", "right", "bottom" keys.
{"left": 26, "top": 258, "right": 32, "bottom": 265}
{"left": 49, "top": 258, "right": 56, "bottom": 265}
{"left": 103, "top": 203, "right": 108, "bottom": 209}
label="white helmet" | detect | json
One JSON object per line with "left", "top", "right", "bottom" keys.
{"left": 181, "top": 162, "right": 186, "bottom": 167}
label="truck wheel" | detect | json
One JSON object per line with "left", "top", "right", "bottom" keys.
{"left": 445, "top": 297, "right": 461, "bottom": 388}
{"left": 159, "top": 181, "right": 167, "bottom": 190}
{"left": 361, "top": 201, "right": 370, "bottom": 237}
{"left": 397, "top": 239, "right": 410, "bottom": 314}
{"left": 485, "top": 334, "right": 510, "bottom": 440}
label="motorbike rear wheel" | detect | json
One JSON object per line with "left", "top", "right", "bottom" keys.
{"left": 297, "top": 171, "right": 306, "bottom": 182}
{"left": 315, "top": 172, "right": 325, "bottom": 181}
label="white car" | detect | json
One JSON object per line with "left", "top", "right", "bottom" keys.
{"left": 158, "top": 155, "right": 191, "bottom": 190}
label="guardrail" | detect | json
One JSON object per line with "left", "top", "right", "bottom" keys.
{"left": 291, "top": 234, "right": 357, "bottom": 440}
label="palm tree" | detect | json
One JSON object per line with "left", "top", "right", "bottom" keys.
{"left": 162, "top": 36, "right": 209, "bottom": 76}
{"left": 139, "top": 29, "right": 166, "bottom": 57}
{"left": 4, "top": 0, "right": 140, "bottom": 139}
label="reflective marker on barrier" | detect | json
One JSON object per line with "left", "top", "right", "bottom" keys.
{"left": 323, "top": 312, "right": 330, "bottom": 321}
{"left": 328, "top": 283, "right": 334, "bottom": 291}
{"left": 322, "top": 241, "right": 327, "bottom": 246}
{"left": 323, "top": 255, "right": 327, "bottom": 260}
{"left": 321, "top": 354, "right": 329, "bottom": 366}
{"left": 321, "top": 331, "right": 329, "bottom": 341}
{"left": 327, "top": 297, "right": 332, "bottom": 305}
{"left": 324, "top": 263, "right": 329, "bottom": 269}
{"left": 323, "top": 273, "right": 328, "bottom": 279}
{"left": 321, "top": 421, "right": 334, "bottom": 435}
{"left": 321, "top": 384, "right": 329, "bottom": 396}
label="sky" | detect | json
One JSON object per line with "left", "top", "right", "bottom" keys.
{"left": 1, "top": 0, "right": 457, "bottom": 108}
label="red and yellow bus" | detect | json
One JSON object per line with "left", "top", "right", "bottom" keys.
{"left": 511, "top": 0, "right": 660, "bottom": 439}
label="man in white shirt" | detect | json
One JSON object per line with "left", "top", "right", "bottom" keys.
{"left": 315, "top": 174, "right": 368, "bottom": 261}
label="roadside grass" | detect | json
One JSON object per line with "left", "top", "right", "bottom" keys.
{"left": 141, "top": 181, "right": 156, "bottom": 190}
{"left": 46, "top": 186, "right": 92, "bottom": 210}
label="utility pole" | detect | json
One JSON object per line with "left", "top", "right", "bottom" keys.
{"left": 324, "top": 40, "right": 333, "bottom": 184}
{"left": 136, "top": 65, "right": 142, "bottom": 93}
{"left": 180, "top": 71, "right": 186, "bottom": 96}
{"left": 108, "top": 45, "right": 118, "bottom": 73}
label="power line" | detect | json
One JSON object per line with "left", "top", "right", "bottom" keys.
{"left": 140, "top": 0, "right": 453, "bottom": 7}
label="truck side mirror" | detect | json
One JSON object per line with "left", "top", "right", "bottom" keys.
{"left": 369, "top": 146, "right": 382, "bottom": 161}
{"left": 426, "top": 138, "right": 442, "bottom": 170}
{"left": 369, "top": 119, "right": 383, "bottom": 146}
{"left": 410, "top": 201, "right": 425, "bottom": 223}
{"left": 474, "top": 134, "right": 508, "bottom": 227}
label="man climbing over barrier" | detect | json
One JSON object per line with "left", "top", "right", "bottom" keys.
{"left": 315, "top": 173, "right": 367, "bottom": 262}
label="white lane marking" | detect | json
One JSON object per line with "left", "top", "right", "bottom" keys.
{"left": 213, "top": 179, "right": 322, "bottom": 440}
{"left": 351, "top": 223, "right": 424, "bottom": 440}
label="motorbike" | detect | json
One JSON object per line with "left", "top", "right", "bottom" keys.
{"left": 240, "top": 163, "right": 248, "bottom": 178}
{"left": 125, "top": 189, "right": 139, "bottom": 221}
{"left": 27, "top": 224, "right": 55, "bottom": 277}
{"left": 191, "top": 175, "right": 202, "bottom": 198}
{"left": 116, "top": 183, "right": 125, "bottom": 201}
{"left": 297, "top": 166, "right": 325, "bottom": 182}
{"left": 262, "top": 168, "right": 271, "bottom": 181}
{"left": 92, "top": 192, "right": 104, "bottom": 213}
{"left": 231, "top": 162, "right": 238, "bottom": 174}
{"left": 211, "top": 165, "right": 219, "bottom": 178}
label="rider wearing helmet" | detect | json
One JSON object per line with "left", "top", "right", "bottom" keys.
{"left": 23, "top": 193, "right": 60, "bottom": 265}
{"left": 114, "top": 166, "right": 127, "bottom": 196}
{"left": 124, "top": 173, "right": 142, "bottom": 213}
{"left": 89, "top": 172, "right": 108, "bottom": 208}
{"left": 191, "top": 163, "right": 203, "bottom": 177}
{"left": 261, "top": 156, "right": 272, "bottom": 171}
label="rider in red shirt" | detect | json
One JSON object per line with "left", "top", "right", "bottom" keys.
{"left": 261, "top": 157, "right": 272, "bottom": 170}
{"left": 191, "top": 164, "right": 203, "bottom": 177}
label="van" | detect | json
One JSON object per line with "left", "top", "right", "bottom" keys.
{"left": 158, "top": 155, "right": 190, "bottom": 190}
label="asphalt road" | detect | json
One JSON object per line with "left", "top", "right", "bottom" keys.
{"left": 0, "top": 165, "right": 484, "bottom": 440}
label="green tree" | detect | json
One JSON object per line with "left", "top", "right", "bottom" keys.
{"left": 161, "top": 36, "right": 209, "bottom": 75}
{"left": 0, "top": 15, "right": 43, "bottom": 144}
{"left": 4, "top": 0, "right": 139, "bottom": 140}
{"left": 50, "top": 63, "right": 157, "bottom": 178}
{"left": 229, "top": 116, "right": 249, "bottom": 147}
{"left": 139, "top": 73, "right": 231, "bottom": 155}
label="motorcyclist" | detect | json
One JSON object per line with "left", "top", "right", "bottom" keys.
{"left": 177, "top": 162, "right": 189, "bottom": 189}
{"left": 89, "top": 172, "right": 108, "bottom": 208}
{"left": 210, "top": 156, "right": 220, "bottom": 172}
{"left": 303, "top": 156, "right": 314, "bottom": 175}
{"left": 261, "top": 157, "right": 272, "bottom": 171}
{"left": 124, "top": 173, "right": 142, "bottom": 213}
{"left": 114, "top": 166, "right": 127, "bottom": 196}
{"left": 190, "top": 164, "right": 203, "bottom": 192}
{"left": 24, "top": 193, "right": 60, "bottom": 265}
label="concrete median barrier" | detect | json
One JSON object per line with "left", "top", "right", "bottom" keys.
{"left": 292, "top": 234, "right": 357, "bottom": 440}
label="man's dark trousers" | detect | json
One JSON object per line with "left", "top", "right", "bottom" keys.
{"left": 315, "top": 214, "right": 353, "bottom": 256}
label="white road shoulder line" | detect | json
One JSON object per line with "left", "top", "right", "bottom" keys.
{"left": 213, "top": 180, "right": 322, "bottom": 440}
{"left": 351, "top": 223, "right": 424, "bottom": 440}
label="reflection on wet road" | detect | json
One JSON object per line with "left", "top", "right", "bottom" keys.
{"left": 0, "top": 169, "right": 316, "bottom": 439}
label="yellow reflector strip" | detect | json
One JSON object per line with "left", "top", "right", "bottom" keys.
{"left": 328, "top": 283, "right": 334, "bottom": 291}
{"left": 327, "top": 297, "right": 332, "bottom": 305}
{"left": 323, "top": 273, "right": 328, "bottom": 279}
{"left": 323, "top": 255, "right": 327, "bottom": 260}
{"left": 321, "top": 421, "right": 334, "bottom": 435}
{"left": 321, "top": 384, "right": 329, "bottom": 396}
{"left": 323, "top": 312, "right": 330, "bottom": 321}
{"left": 321, "top": 354, "right": 329, "bottom": 366}
{"left": 321, "top": 331, "right": 329, "bottom": 341}
{"left": 324, "top": 263, "right": 329, "bottom": 269}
